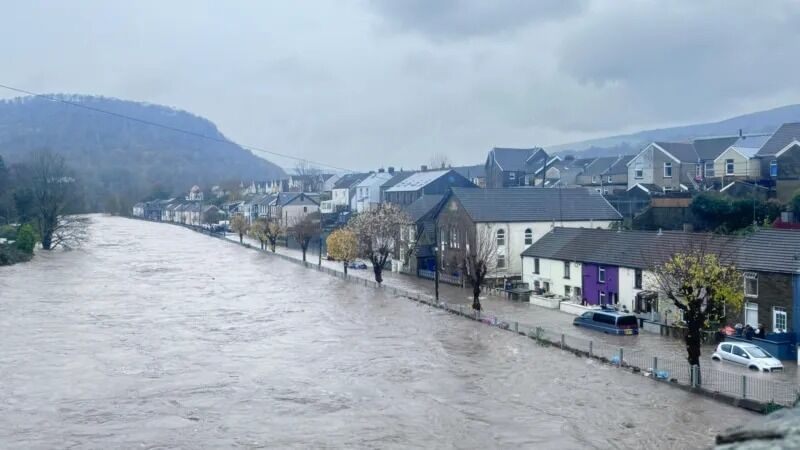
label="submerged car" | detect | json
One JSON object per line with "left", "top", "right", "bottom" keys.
{"left": 572, "top": 310, "right": 639, "bottom": 335}
{"left": 711, "top": 342, "right": 784, "bottom": 372}
{"left": 347, "top": 261, "right": 368, "bottom": 270}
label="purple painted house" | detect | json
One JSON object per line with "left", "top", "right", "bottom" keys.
{"left": 581, "top": 263, "right": 620, "bottom": 306}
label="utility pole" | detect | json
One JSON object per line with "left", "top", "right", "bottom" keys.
{"left": 318, "top": 216, "right": 323, "bottom": 267}
{"left": 434, "top": 221, "right": 440, "bottom": 302}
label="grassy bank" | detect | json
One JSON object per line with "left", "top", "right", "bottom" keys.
{"left": 0, "top": 244, "right": 32, "bottom": 266}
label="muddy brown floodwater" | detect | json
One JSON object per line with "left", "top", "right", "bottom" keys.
{"left": 0, "top": 216, "right": 754, "bottom": 449}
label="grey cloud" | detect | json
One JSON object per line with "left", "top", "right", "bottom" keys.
{"left": 369, "top": 0, "right": 587, "bottom": 39}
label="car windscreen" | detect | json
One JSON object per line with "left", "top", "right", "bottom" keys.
{"left": 747, "top": 347, "right": 770, "bottom": 358}
{"left": 616, "top": 316, "right": 637, "bottom": 327}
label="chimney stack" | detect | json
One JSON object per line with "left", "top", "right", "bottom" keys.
{"left": 378, "top": 167, "right": 385, "bottom": 173}
{"left": 739, "top": 128, "right": 743, "bottom": 138}
{"left": 388, "top": 166, "right": 395, "bottom": 174}
{"left": 421, "top": 165, "right": 428, "bottom": 172}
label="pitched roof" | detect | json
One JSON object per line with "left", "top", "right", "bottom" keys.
{"left": 381, "top": 171, "right": 416, "bottom": 190}
{"left": 332, "top": 173, "right": 370, "bottom": 189}
{"left": 604, "top": 155, "right": 634, "bottom": 175}
{"left": 756, "top": 122, "right": 800, "bottom": 156}
{"left": 521, "top": 227, "right": 800, "bottom": 274}
{"left": 356, "top": 172, "right": 392, "bottom": 188}
{"left": 449, "top": 187, "right": 622, "bottom": 223}
{"left": 385, "top": 169, "right": 457, "bottom": 193}
{"left": 736, "top": 229, "right": 800, "bottom": 274}
{"left": 582, "top": 156, "right": 618, "bottom": 176}
{"left": 403, "top": 194, "right": 444, "bottom": 222}
{"left": 692, "top": 136, "right": 740, "bottom": 160}
{"left": 489, "top": 147, "right": 545, "bottom": 171}
{"left": 654, "top": 141, "right": 698, "bottom": 162}
{"left": 521, "top": 227, "right": 737, "bottom": 270}
{"left": 452, "top": 164, "right": 485, "bottom": 180}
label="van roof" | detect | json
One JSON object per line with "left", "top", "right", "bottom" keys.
{"left": 594, "top": 310, "right": 635, "bottom": 317}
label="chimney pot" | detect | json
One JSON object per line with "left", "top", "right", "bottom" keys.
{"left": 421, "top": 165, "right": 428, "bottom": 172}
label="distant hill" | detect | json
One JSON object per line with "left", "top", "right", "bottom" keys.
{"left": 0, "top": 94, "right": 284, "bottom": 213}
{"left": 549, "top": 104, "right": 800, "bottom": 158}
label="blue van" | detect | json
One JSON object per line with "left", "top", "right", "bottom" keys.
{"left": 573, "top": 310, "right": 639, "bottom": 335}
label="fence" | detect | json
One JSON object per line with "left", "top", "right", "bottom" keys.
{"left": 418, "top": 269, "right": 463, "bottom": 286}
{"left": 144, "top": 217, "right": 800, "bottom": 413}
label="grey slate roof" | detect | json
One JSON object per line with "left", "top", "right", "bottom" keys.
{"left": 452, "top": 164, "right": 485, "bottom": 180}
{"left": 403, "top": 194, "right": 444, "bottom": 223}
{"left": 332, "top": 173, "right": 370, "bottom": 189}
{"left": 521, "top": 227, "right": 800, "bottom": 274}
{"left": 582, "top": 156, "right": 618, "bottom": 176}
{"left": 381, "top": 171, "right": 416, "bottom": 190}
{"left": 756, "top": 122, "right": 800, "bottom": 156}
{"left": 693, "top": 136, "right": 740, "bottom": 160}
{"left": 655, "top": 141, "right": 698, "bottom": 162}
{"left": 489, "top": 147, "right": 545, "bottom": 171}
{"left": 449, "top": 187, "right": 622, "bottom": 223}
{"left": 385, "top": 169, "right": 464, "bottom": 193}
{"left": 604, "top": 155, "right": 634, "bottom": 175}
{"left": 736, "top": 229, "right": 800, "bottom": 274}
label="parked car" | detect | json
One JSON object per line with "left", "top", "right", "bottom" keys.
{"left": 347, "top": 261, "right": 368, "bottom": 270}
{"left": 573, "top": 310, "right": 639, "bottom": 335}
{"left": 711, "top": 342, "right": 784, "bottom": 373}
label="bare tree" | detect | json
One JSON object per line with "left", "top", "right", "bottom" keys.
{"left": 428, "top": 153, "right": 451, "bottom": 170}
{"left": 462, "top": 225, "right": 498, "bottom": 311}
{"left": 649, "top": 238, "right": 743, "bottom": 378}
{"left": 27, "top": 151, "right": 85, "bottom": 250}
{"left": 294, "top": 160, "right": 323, "bottom": 192}
{"left": 289, "top": 212, "right": 320, "bottom": 262}
{"left": 349, "top": 204, "right": 408, "bottom": 284}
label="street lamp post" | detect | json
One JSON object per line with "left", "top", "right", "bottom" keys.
{"left": 434, "top": 221, "right": 440, "bottom": 302}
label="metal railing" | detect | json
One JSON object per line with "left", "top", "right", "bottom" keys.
{"left": 168, "top": 218, "right": 800, "bottom": 412}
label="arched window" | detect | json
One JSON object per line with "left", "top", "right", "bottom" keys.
{"left": 524, "top": 228, "right": 533, "bottom": 245}
{"left": 496, "top": 229, "right": 505, "bottom": 247}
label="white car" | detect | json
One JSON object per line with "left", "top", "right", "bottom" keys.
{"left": 711, "top": 342, "right": 784, "bottom": 373}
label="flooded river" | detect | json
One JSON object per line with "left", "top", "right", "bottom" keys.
{"left": 0, "top": 216, "right": 753, "bottom": 449}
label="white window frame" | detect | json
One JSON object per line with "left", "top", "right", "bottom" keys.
{"left": 744, "top": 272, "right": 758, "bottom": 298}
{"left": 607, "top": 175, "right": 613, "bottom": 183}
{"left": 598, "top": 266, "right": 606, "bottom": 283}
{"left": 599, "top": 291, "right": 607, "bottom": 304}
{"left": 563, "top": 261, "right": 571, "bottom": 279}
{"left": 725, "top": 159, "right": 735, "bottom": 176}
{"left": 745, "top": 302, "right": 758, "bottom": 328}
{"left": 592, "top": 175, "right": 598, "bottom": 183}
{"left": 770, "top": 160, "right": 778, "bottom": 177}
{"left": 634, "top": 164, "right": 643, "bottom": 179}
{"left": 704, "top": 161, "right": 715, "bottom": 177}
{"left": 496, "top": 229, "right": 505, "bottom": 247}
{"left": 663, "top": 162, "right": 673, "bottom": 178}
{"left": 497, "top": 254, "right": 506, "bottom": 269}
{"left": 524, "top": 228, "right": 533, "bottom": 246}
{"left": 564, "top": 285, "right": 572, "bottom": 298}
{"left": 534, "top": 258, "right": 540, "bottom": 274}
{"left": 773, "top": 307, "right": 787, "bottom": 333}
{"left": 508, "top": 172, "right": 516, "bottom": 181}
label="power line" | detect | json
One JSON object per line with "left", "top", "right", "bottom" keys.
{"left": 0, "top": 83, "right": 355, "bottom": 173}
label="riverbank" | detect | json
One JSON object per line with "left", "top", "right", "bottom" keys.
{"left": 142, "top": 217, "right": 795, "bottom": 414}
{"left": 0, "top": 243, "right": 32, "bottom": 266}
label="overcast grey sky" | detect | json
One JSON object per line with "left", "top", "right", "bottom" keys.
{"left": 3, "top": 0, "right": 800, "bottom": 171}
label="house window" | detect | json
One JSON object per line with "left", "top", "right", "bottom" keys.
{"left": 774, "top": 307, "right": 787, "bottom": 333}
{"left": 509, "top": 172, "right": 516, "bottom": 181}
{"left": 595, "top": 188, "right": 602, "bottom": 193}
{"left": 705, "top": 162, "right": 715, "bottom": 177}
{"left": 542, "top": 281, "right": 550, "bottom": 293}
{"left": 744, "top": 272, "right": 758, "bottom": 298}
{"left": 696, "top": 164, "right": 702, "bottom": 177}
{"left": 303, "top": 206, "right": 308, "bottom": 213}
{"left": 592, "top": 175, "right": 598, "bottom": 183}
{"left": 496, "top": 229, "right": 505, "bottom": 246}
{"left": 564, "top": 286, "right": 572, "bottom": 298}
{"left": 599, "top": 291, "right": 607, "bottom": 304}
{"left": 634, "top": 269, "right": 642, "bottom": 289}
{"left": 534, "top": 258, "right": 540, "bottom": 274}
{"left": 524, "top": 228, "right": 533, "bottom": 245}
{"left": 663, "top": 186, "right": 673, "bottom": 193}
{"left": 663, "top": 162, "right": 673, "bottom": 178}
{"left": 598, "top": 266, "right": 606, "bottom": 283}
{"left": 575, "top": 286, "right": 582, "bottom": 300}
{"left": 770, "top": 160, "right": 778, "bottom": 177}
{"left": 725, "top": 159, "right": 735, "bottom": 175}
{"left": 745, "top": 302, "right": 758, "bottom": 328}
{"left": 497, "top": 255, "right": 506, "bottom": 269}
{"left": 634, "top": 163, "right": 643, "bottom": 179}
{"left": 607, "top": 175, "right": 613, "bottom": 183}
{"left": 563, "top": 261, "right": 571, "bottom": 279}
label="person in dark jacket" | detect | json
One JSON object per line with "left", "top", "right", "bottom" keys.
{"left": 744, "top": 324, "right": 755, "bottom": 340}
{"left": 756, "top": 324, "right": 766, "bottom": 339}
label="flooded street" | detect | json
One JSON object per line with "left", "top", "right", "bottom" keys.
{"left": 0, "top": 216, "right": 753, "bottom": 449}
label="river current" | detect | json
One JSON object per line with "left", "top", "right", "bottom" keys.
{"left": 0, "top": 216, "right": 753, "bottom": 449}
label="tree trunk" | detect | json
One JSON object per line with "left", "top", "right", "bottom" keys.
{"left": 238, "top": 233, "right": 243, "bottom": 244}
{"left": 302, "top": 247, "right": 307, "bottom": 262}
{"left": 472, "top": 283, "right": 482, "bottom": 311}
{"left": 343, "top": 261, "right": 348, "bottom": 276}
{"left": 685, "top": 307, "right": 703, "bottom": 384}
{"left": 41, "top": 232, "right": 53, "bottom": 251}
{"left": 372, "top": 257, "right": 383, "bottom": 284}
